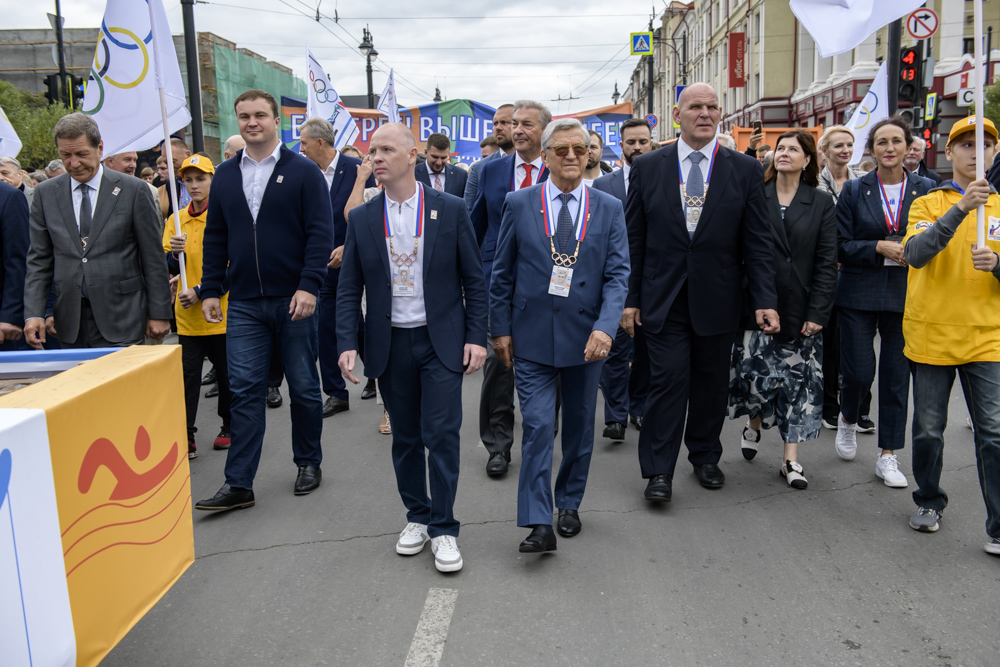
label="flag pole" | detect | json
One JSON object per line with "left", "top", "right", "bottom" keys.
{"left": 149, "top": 0, "right": 188, "bottom": 291}
{"left": 974, "top": 0, "right": 986, "bottom": 247}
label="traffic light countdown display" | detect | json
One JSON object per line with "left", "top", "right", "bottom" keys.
{"left": 898, "top": 45, "right": 923, "bottom": 128}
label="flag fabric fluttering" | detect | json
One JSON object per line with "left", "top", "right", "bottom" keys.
{"left": 305, "top": 46, "right": 360, "bottom": 150}
{"left": 843, "top": 62, "right": 889, "bottom": 166}
{"left": 0, "top": 105, "right": 22, "bottom": 158}
{"left": 81, "top": 0, "right": 191, "bottom": 156}
{"left": 790, "top": 0, "right": 926, "bottom": 58}
{"left": 377, "top": 69, "right": 401, "bottom": 123}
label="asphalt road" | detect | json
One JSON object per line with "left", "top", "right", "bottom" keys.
{"left": 104, "top": 352, "right": 999, "bottom": 667}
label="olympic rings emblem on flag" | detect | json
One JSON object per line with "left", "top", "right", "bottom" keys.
{"left": 308, "top": 71, "right": 337, "bottom": 105}
{"left": 83, "top": 18, "right": 152, "bottom": 116}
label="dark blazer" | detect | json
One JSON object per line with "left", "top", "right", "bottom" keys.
{"left": 592, "top": 168, "right": 626, "bottom": 206}
{"left": 835, "top": 169, "right": 932, "bottom": 313}
{"left": 0, "top": 181, "right": 29, "bottom": 326}
{"left": 23, "top": 169, "right": 171, "bottom": 344}
{"left": 990, "top": 154, "right": 1000, "bottom": 191}
{"left": 740, "top": 181, "right": 838, "bottom": 340}
{"left": 327, "top": 153, "right": 375, "bottom": 284}
{"left": 625, "top": 143, "right": 777, "bottom": 336}
{"left": 336, "top": 187, "right": 488, "bottom": 378}
{"left": 470, "top": 153, "right": 548, "bottom": 292}
{"left": 416, "top": 161, "right": 468, "bottom": 199}
{"left": 489, "top": 184, "right": 630, "bottom": 368}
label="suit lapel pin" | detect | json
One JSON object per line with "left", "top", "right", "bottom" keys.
{"left": 866, "top": 190, "right": 871, "bottom": 195}
{"left": 112, "top": 187, "right": 121, "bottom": 196}
{"left": 911, "top": 191, "right": 916, "bottom": 196}
{"left": 431, "top": 210, "right": 438, "bottom": 220}
{"left": 276, "top": 175, "right": 284, "bottom": 184}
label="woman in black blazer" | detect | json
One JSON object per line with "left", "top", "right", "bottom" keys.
{"left": 834, "top": 117, "right": 933, "bottom": 488}
{"left": 729, "top": 130, "right": 839, "bottom": 489}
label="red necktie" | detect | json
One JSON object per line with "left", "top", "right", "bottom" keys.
{"left": 520, "top": 164, "right": 534, "bottom": 190}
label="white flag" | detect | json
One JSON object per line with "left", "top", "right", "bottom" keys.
{"left": 844, "top": 62, "right": 889, "bottom": 166}
{"left": 377, "top": 69, "right": 401, "bottom": 123}
{"left": 0, "top": 105, "right": 22, "bottom": 158}
{"left": 305, "top": 46, "right": 359, "bottom": 150}
{"left": 81, "top": 0, "right": 191, "bottom": 156}
{"left": 790, "top": 0, "right": 926, "bottom": 58}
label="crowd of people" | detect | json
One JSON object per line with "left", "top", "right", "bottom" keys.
{"left": 1, "top": 82, "right": 999, "bottom": 574}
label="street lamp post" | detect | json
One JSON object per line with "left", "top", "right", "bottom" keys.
{"left": 359, "top": 27, "right": 379, "bottom": 109}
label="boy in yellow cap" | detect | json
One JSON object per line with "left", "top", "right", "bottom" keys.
{"left": 163, "top": 154, "right": 232, "bottom": 459}
{"left": 903, "top": 115, "right": 1000, "bottom": 555}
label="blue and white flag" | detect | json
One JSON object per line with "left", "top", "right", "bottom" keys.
{"left": 81, "top": 0, "right": 191, "bottom": 156}
{"left": 790, "top": 0, "right": 926, "bottom": 58}
{"left": 0, "top": 105, "right": 22, "bottom": 158}
{"left": 305, "top": 46, "right": 359, "bottom": 150}
{"left": 377, "top": 69, "right": 401, "bottom": 123}
{"left": 844, "top": 61, "right": 889, "bottom": 166}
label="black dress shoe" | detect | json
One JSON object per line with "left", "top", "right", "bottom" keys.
{"left": 204, "top": 383, "right": 219, "bottom": 398}
{"left": 294, "top": 465, "right": 322, "bottom": 495}
{"left": 361, "top": 379, "right": 377, "bottom": 400}
{"left": 644, "top": 474, "right": 672, "bottom": 502}
{"left": 556, "top": 509, "right": 581, "bottom": 537}
{"left": 195, "top": 484, "right": 255, "bottom": 511}
{"left": 267, "top": 387, "right": 283, "bottom": 408}
{"left": 519, "top": 525, "right": 557, "bottom": 553}
{"left": 630, "top": 415, "right": 643, "bottom": 431}
{"left": 694, "top": 463, "right": 725, "bottom": 489}
{"left": 201, "top": 367, "right": 216, "bottom": 386}
{"left": 322, "top": 396, "right": 349, "bottom": 418}
{"left": 602, "top": 422, "right": 626, "bottom": 441}
{"left": 486, "top": 450, "right": 510, "bottom": 477}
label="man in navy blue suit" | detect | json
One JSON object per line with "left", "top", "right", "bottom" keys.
{"left": 337, "top": 123, "right": 487, "bottom": 573}
{"left": 416, "top": 132, "right": 468, "bottom": 198}
{"left": 491, "top": 118, "right": 630, "bottom": 552}
{"left": 592, "top": 117, "right": 655, "bottom": 440}
{"left": 0, "top": 180, "right": 29, "bottom": 349}
{"left": 471, "top": 99, "right": 551, "bottom": 477}
{"left": 299, "top": 117, "right": 376, "bottom": 418}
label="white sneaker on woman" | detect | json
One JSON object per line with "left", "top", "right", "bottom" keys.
{"left": 875, "top": 453, "right": 908, "bottom": 487}
{"left": 835, "top": 414, "right": 857, "bottom": 460}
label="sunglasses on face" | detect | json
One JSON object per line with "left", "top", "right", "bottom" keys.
{"left": 548, "top": 144, "right": 589, "bottom": 157}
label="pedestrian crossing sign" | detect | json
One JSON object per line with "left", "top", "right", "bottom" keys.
{"left": 631, "top": 32, "right": 653, "bottom": 56}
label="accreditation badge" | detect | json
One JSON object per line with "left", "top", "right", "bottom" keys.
{"left": 988, "top": 216, "right": 1000, "bottom": 242}
{"left": 686, "top": 206, "right": 702, "bottom": 235}
{"left": 884, "top": 234, "right": 903, "bottom": 267}
{"left": 392, "top": 268, "right": 415, "bottom": 297}
{"left": 548, "top": 265, "right": 573, "bottom": 298}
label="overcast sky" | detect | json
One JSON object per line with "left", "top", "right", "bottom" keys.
{"left": 9, "top": 0, "right": 655, "bottom": 113}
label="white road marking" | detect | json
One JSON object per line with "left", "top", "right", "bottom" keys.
{"left": 404, "top": 587, "right": 459, "bottom": 667}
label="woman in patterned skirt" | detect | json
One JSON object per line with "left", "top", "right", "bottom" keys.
{"left": 728, "top": 130, "right": 839, "bottom": 488}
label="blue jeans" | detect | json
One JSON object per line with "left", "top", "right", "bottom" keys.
{"left": 224, "top": 297, "right": 323, "bottom": 490}
{"left": 911, "top": 361, "right": 1000, "bottom": 539}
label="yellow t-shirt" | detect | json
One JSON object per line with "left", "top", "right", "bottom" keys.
{"left": 162, "top": 202, "right": 227, "bottom": 336}
{"left": 903, "top": 187, "right": 1000, "bottom": 365}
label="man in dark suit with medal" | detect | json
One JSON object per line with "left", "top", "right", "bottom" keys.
{"left": 623, "top": 83, "right": 779, "bottom": 503}
{"left": 337, "top": 123, "right": 487, "bottom": 573}
{"left": 490, "top": 118, "right": 629, "bottom": 552}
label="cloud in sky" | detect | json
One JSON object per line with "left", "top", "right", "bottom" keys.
{"left": 6, "top": 0, "right": 652, "bottom": 113}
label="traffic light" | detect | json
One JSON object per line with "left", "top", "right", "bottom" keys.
{"left": 898, "top": 46, "right": 922, "bottom": 108}
{"left": 70, "top": 75, "right": 85, "bottom": 108}
{"left": 43, "top": 73, "right": 61, "bottom": 106}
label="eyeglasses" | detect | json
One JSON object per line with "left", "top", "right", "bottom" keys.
{"left": 547, "top": 144, "right": 588, "bottom": 157}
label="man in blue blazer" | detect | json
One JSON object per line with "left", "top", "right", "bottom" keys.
{"left": 299, "top": 117, "right": 377, "bottom": 417}
{"left": 415, "top": 132, "right": 468, "bottom": 198}
{"left": 592, "top": 118, "right": 655, "bottom": 439}
{"left": 336, "top": 123, "right": 487, "bottom": 573}
{"left": 491, "top": 118, "right": 630, "bottom": 552}
{"left": 0, "top": 180, "right": 29, "bottom": 349}
{"left": 196, "top": 90, "right": 334, "bottom": 512}
{"left": 463, "top": 104, "right": 514, "bottom": 211}
{"left": 471, "top": 100, "right": 551, "bottom": 477}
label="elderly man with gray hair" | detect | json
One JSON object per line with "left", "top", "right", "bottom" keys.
{"left": 45, "top": 159, "right": 65, "bottom": 178}
{"left": 298, "top": 115, "right": 377, "bottom": 416}
{"left": 489, "top": 117, "right": 630, "bottom": 552}
{"left": 0, "top": 156, "right": 34, "bottom": 209}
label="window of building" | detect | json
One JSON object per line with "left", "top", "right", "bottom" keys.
{"left": 755, "top": 73, "right": 761, "bottom": 101}
{"left": 723, "top": 40, "right": 728, "bottom": 66}
{"left": 754, "top": 12, "right": 760, "bottom": 43}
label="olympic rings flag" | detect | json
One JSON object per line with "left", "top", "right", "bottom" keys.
{"left": 81, "top": 0, "right": 191, "bottom": 157}
{"left": 0, "top": 105, "right": 23, "bottom": 158}
{"left": 843, "top": 61, "right": 889, "bottom": 166}
{"left": 305, "top": 46, "right": 359, "bottom": 151}
{"left": 377, "top": 69, "right": 402, "bottom": 124}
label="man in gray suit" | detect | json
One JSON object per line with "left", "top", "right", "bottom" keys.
{"left": 22, "top": 113, "right": 171, "bottom": 349}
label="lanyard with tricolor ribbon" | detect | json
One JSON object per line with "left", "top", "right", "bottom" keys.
{"left": 540, "top": 180, "right": 590, "bottom": 242}
{"left": 383, "top": 183, "right": 425, "bottom": 238}
{"left": 877, "top": 174, "right": 904, "bottom": 234}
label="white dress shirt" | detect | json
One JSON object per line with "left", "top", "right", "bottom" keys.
{"left": 622, "top": 162, "right": 632, "bottom": 196}
{"left": 548, "top": 181, "right": 585, "bottom": 236}
{"left": 676, "top": 137, "right": 718, "bottom": 213}
{"left": 385, "top": 187, "right": 426, "bottom": 328}
{"left": 240, "top": 142, "right": 282, "bottom": 220}
{"left": 514, "top": 154, "right": 544, "bottom": 191}
{"left": 321, "top": 151, "right": 341, "bottom": 190}
{"left": 71, "top": 165, "right": 103, "bottom": 231}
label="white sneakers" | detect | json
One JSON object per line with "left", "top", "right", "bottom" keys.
{"left": 835, "top": 414, "right": 858, "bottom": 460}
{"left": 395, "top": 522, "right": 463, "bottom": 572}
{"left": 396, "top": 522, "right": 430, "bottom": 555}
{"left": 875, "top": 453, "right": 908, "bottom": 487}
{"left": 431, "top": 535, "right": 463, "bottom": 573}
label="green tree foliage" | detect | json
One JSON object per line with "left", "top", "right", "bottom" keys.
{"left": 0, "top": 79, "right": 72, "bottom": 170}
{"left": 982, "top": 81, "right": 1000, "bottom": 129}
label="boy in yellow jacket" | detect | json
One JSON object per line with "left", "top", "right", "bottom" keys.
{"left": 163, "top": 155, "right": 231, "bottom": 459}
{"left": 903, "top": 116, "right": 1000, "bottom": 555}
